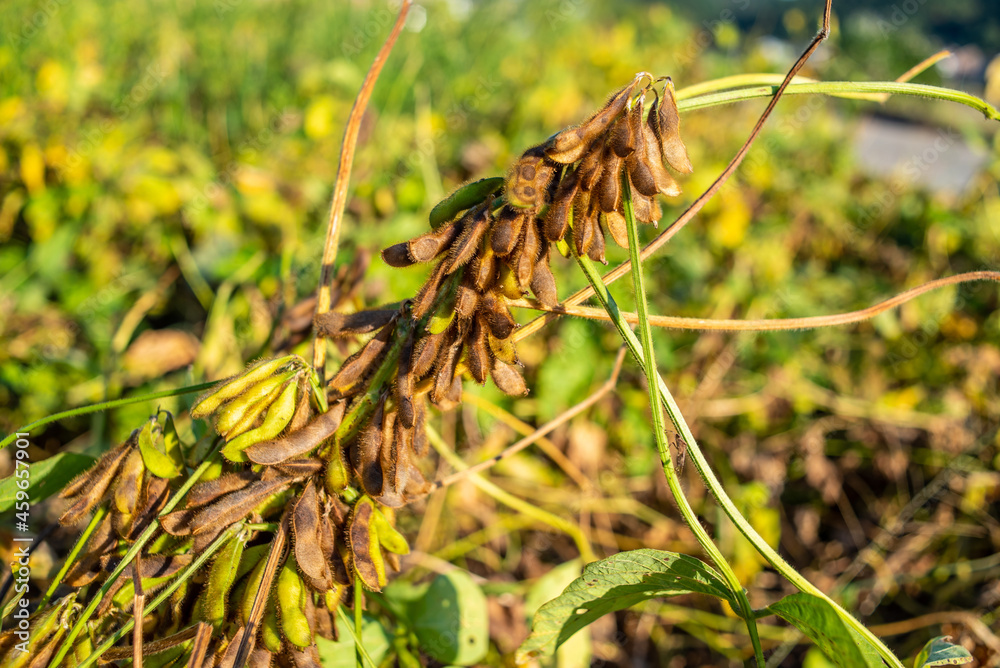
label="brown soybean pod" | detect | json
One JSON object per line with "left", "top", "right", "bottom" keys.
{"left": 411, "top": 330, "right": 446, "bottom": 379}
{"left": 490, "top": 358, "right": 528, "bottom": 397}
{"left": 641, "top": 111, "right": 682, "bottom": 197}
{"left": 431, "top": 335, "right": 463, "bottom": 405}
{"left": 411, "top": 258, "right": 450, "bottom": 320}
{"left": 608, "top": 114, "right": 635, "bottom": 158}
{"left": 544, "top": 167, "right": 579, "bottom": 243}
{"left": 379, "top": 242, "right": 415, "bottom": 268}
{"left": 530, "top": 250, "right": 559, "bottom": 308}
{"left": 466, "top": 318, "right": 491, "bottom": 385}
{"left": 657, "top": 80, "right": 694, "bottom": 174}
{"left": 470, "top": 241, "right": 497, "bottom": 292}
{"left": 408, "top": 219, "right": 461, "bottom": 263}
{"left": 411, "top": 401, "right": 429, "bottom": 458}
{"left": 395, "top": 333, "right": 416, "bottom": 429}
{"left": 353, "top": 397, "right": 386, "bottom": 497}
{"left": 516, "top": 218, "right": 541, "bottom": 292}
{"left": 491, "top": 206, "right": 527, "bottom": 256}
{"left": 604, "top": 210, "right": 630, "bottom": 248}
{"left": 186, "top": 472, "right": 256, "bottom": 509}
{"left": 445, "top": 204, "right": 491, "bottom": 273}
{"left": 293, "top": 480, "right": 333, "bottom": 589}
{"left": 327, "top": 319, "right": 396, "bottom": 392}
{"left": 577, "top": 139, "right": 607, "bottom": 192}
{"left": 480, "top": 292, "right": 517, "bottom": 340}
{"left": 596, "top": 152, "right": 623, "bottom": 212}
{"left": 544, "top": 83, "right": 634, "bottom": 163}
{"left": 245, "top": 402, "right": 346, "bottom": 466}
{"left": 587, "top": 219, "right": 607, "bottom": 264}
{"left": 313, "top": 309, "right": 397, "bottom": 338}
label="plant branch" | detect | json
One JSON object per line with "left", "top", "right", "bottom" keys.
{"left": 312, "top": 0, "right": 412, "bottom": 384}
{"left": 510, "top": 271, "right": 999, "bottom": 332}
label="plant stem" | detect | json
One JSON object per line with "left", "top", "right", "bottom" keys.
{"left": 335, "top": 604, "right": 378, "bottom": 668}
{"left": 0, "top": 382, "right": 216, "bottom": 450}
{"left": 37, "top": 505, "right": 108, "bottom": 609}
{"left": 574, "top": 250, "right": 905, "bottom": 668}
{"left": 355, "top": 574, "right": 365, "bottom": 668}
{"left": 587, "top": 174, "right": 763, "bottom": 667}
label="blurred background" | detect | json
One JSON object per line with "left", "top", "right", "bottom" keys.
{"left": 2, "top": 0, "right": 999, "bottom": 665}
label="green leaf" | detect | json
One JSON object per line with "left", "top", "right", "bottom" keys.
{"left": 524, "top": 560, "right": 591, "bottom": 668}
{"left": 913, "top": 636, "right": 973, "bottom": 667}
{"left": 138, "top": 414, "right": 183, "bottom": 479}
{"left": 768, "top": 593, "right": 884, "bottom": 668}
{"left": 517, "top": 549, "right": 738, "bottom": 661}
{"left": 0, "top": 452, "right": 95, "bottom": 514}
{"left": 411, "top": 570, "right": 489, "bottom": 666}
{"left": 315, "top": 613, "right": 392, "bottom": 668}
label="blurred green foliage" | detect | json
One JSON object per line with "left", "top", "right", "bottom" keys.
{"left": 1, "top": 0, "right": 999, "bottom": 663}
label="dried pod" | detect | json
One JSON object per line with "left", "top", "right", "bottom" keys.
{"left": 487, "top": 329, "right": 518, "bottom": 365}
{"left": 395, "top": 334, "right": 416, "bottom": 429}
{"left": 530, "top": 250, "right": 558, "bottom": 307}
{"left": 287, "top": 378, "right": 314, "bottom": 434}
{"left": 466, "top": 319, "right": 491, "bottom": 385}
{"left": 608, "top": 113, "right": 636, "bottom": 158}
{"left": 640, "top": 109, "right": 682, "bottom": 197}
{"left": 249, "top": 649, "right": 274, "bottom": 668}
{"left": 445, "top": 204, "right": 491, "bottom": 273}
{"left": 411, "top": 258, "right": 450, "bottom": 320}
{"left": 59, "top": 438, "right": 134, "bottom": 526}
{"left": 349, "top": 498, "right": 387, "bottom": 591}
{"left": 515, "top": 218, "right": 542, "bottom": 292}
{"left": 377, "top": 422, "right": 412, "bottom": 508}
{"left": 544, "top": 166, "right": 579, "bottom": 242}
{"left": 380, "top": 242, "right": 415, "bottom": 268}
{"left": 587, "top": 219, "right": 607, "bottom": 263}
{"left": 294, "top": 480, "right": 334, "bottom": 590}
{"left": 454, "top": 282, "right": 479, "bottom": 322}
{"left": 604, "top": 210, "right": 630, "bottom": 248}
{"left": 287, "top": 644, "right": 323, "bottom": 668}
{"left": 113, "top": 448, "right": 145, "bottom": 516}
{"left": 187, "top": 477, "right": 290, "bottom": 535}
{"left": 353, "top": 399, "right": 386, "bottom": 498}
{"left": 408, "top": 219, "right": 462, "bottom": 263}
{"left": 411, "top": 330, "right": 447, "bottom": 379}
{"left": 491, "top": 205, "right": 528, "bottom": 256}
{"left": 596, "top": 152, "right": 623, "bottom": 212}
{"left": 506, "top": 149, "right": 556, "bottom": 209}
{"left": 490, "top": 358, "right": 528, "bottom": 396}
{"left": 314, "top": 309, "right": 397, "bottom": 338}
{"left": 577, "top": 139, "right": 607, "bottom": 192}
{"left": 327, "top": 318, "right": 396, "bottom": 393}
{"left": 480, "top": 292, "right": 517, "bottom": 340}
{"left": 245, "top": 402, "right": 346, "bottom": 466}
{"left": 573, "top": 197, "right": 600, "bottom": 258}
{"left": 656, "top": 80, "right": 694, "bottom": 174}
{"left": 187, "top": 473, "right": 256, "bottom": 509}
{"left": 431, "top": 336, "right": 464, "bottom": 406}
{"left": 428, "top": 176, "right": 504, "bottom": 229}
{"left": 632, "top": 189, "right": 662, "bottom": 224}
{"left": 411, "top": 401, "right": 429, "bottom": 458}
{"left": 544, "top": 83, "right": 635, "bottom": 163}
{"left": 470, "top": 241, "right": 497, "bottom": 292}
{"left": 273, "top": 458, "right": 325, "bottom": 481}
{"left": 216, "top": 627, "right": 247, "bottom": 668}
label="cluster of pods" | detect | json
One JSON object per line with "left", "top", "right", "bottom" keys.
{"left": 0, "top": 74, "right": 691, "bottom": 667}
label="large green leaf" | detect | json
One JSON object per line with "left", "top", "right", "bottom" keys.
{"left": 315, "top": 613, "right": 392, "bottom": 668}
{"left": 769, "top": 593, "right": 884, "bottom": 668}
{"left": 524, "top": 559, "right": 591, "bottom": 668}
{"left": 913, "top": 636, "right": 973, "bottom": 667}
{"left": 411, "top": 570, "right": 489, "bottom": 666}
{"left": 517, "top": 549, "right": 738, "bottom": 662}
{"left": 0, "top": 452, "right": 95, "bottom": 514}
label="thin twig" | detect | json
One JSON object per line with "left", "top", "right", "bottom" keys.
{"left": 432, "top": 347, "right": 627, "bottom": 490}
{"left": 132, "top": 551, "right": 145, "bottom": 668}
{"left": 232, "top": 511, "right": 290, "bottom": 667}
{"left": 312, "top": 0, "right": 412, "bottom": 384}
{"left": 510, "top": 271, "right": 1000, "bottom": 332}
{"left": 186, "top": 623, "right": 213, "bottom": 668}
{"left": 515, "top": 0, "right": 834, "bottom": 344}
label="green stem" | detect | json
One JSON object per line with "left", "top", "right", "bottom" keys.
{"left": 586, "top": 175, "right": 762, "bottom": 667}
{"left": 426, "top": 425, "right": 597, "bottom": 563}
{"left": 574, "top": 246, "right": 905, "bottom": 668}
{"left": 50, "top": 446, "right": 223, "bottom": 666}
{"left": 36, "top": 505, "right": 108, "bottom": 609}
{"left": 335, "top": 603, "right": 378, "bottom": 668}
{"left": 678, "top": 80, "right": 1000, "bottom": 120}
{"left": 77, "top": 522, "right": 244, "bottom": 668}
{"left": 355, "top": 574, "right": 365, "bottom": 668}
{"left": 0, "top": 382, "right": 216, "bottom": 450}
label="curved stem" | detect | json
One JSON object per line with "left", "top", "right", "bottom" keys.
{"left": 580, "top": 178, "right": 763, "bottom": 665}
{"left": 0, "top": 381, "right": 216, "bottom": 450}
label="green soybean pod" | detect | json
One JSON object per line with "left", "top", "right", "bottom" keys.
{"left": 190, "top": 355, "right": 297, "bottom": 418}
{"left": 428, "top": 176, "right": 504, "bottom": 229}
{"left": 215, "top": 370, "right": 297, "bottom": 436}
{"left": 262, "top": 596, "right": 284, "bottom": 654}
{"left": 240, "top": 553, "right": 269, "bottom": 625}
{"left": 202, "top": 535, "right": 245, "bottom": 628}
{"left": 222, "top": 380, "right": 299, "bottom": 462}
{"left": 277, "top": 556, "right": 314, "bottom": 649}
